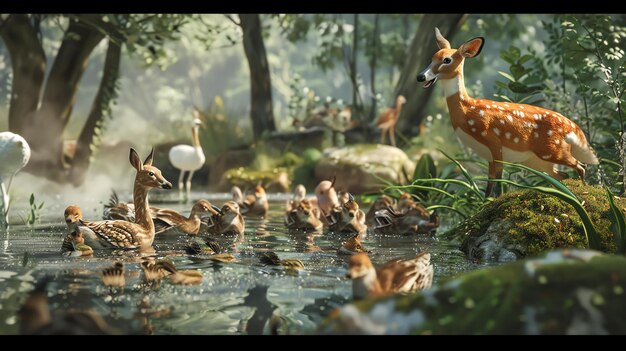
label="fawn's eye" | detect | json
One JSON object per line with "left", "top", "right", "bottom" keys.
{"left": 442, "top": 57, "right": 452, "bottom": 64}
{"left": 148, "top": 172, "right": 154, "bottom": 177}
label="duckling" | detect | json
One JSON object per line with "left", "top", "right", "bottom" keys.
{"left": 18, "top": 277, "right": 117, "bottom": 335}
{"left": 140, "top": 259, "right": 177, "bottom": 282}
{"left": 61, "top": 205, "right": 105, "bottom": 253}
{"left": 62, "top": 229, "right": 94, "bottom": 257}
{"left": 284, "top": 198, "right": 323, "bottom": 231}
{"left": 314, "top": 176, "right": 340, "bottom": 216}
{"left": 258, "top": 251, "right": 305, "bottom": 271}
{"left": 397, "top": 192, "right": 418, "bottom": 214}
{"left": 232, "top": 185, "right": 269, "bottom": 217}
{"left": 185, "top": 237, "right": 237, "bottom": 263}
{"left": 373, "top": 203, "right": 439, "bottom": 235}
{"left": 103, "top": 192, "right": 214, "bottom": 236}
{"left": 347, "top": 252, "right": 433, "bottom": 300}
{"left": 337, "top": 234, "right": 370, "bottom": 255}
{"left": 326, "top": 193, "right": 367, "bottom": 234}
{"left": 150, "top": 199, "right": 218, "bottom": 235}
{"left": 204, "top": 201, "right": 245, "bottom": 236}
{"left": 101, "top": 262, "right": 125, "bottom": 287}
{"left": 365, "top": 195, "right": 397, "bottom": 227}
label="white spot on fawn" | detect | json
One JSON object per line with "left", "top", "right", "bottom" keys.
{"left": 505, "top": 132, "right": 511, "bottom": 139}
{"left": 471, "top": 128, "right": 477, "bottom": 133}
{"left": 470, "top": 105, "right": 475, "bottom": 109}
{"left": 533, "top": 123, "right": 539, "bottom": 129}
{"left": 504, "top": 103, "right": 510, "bottom": 107}
{"left": 555, "top": 139, "right": 561, "bottom": 145}
{"left": 493, "top": 127, "right": 501, "bottom": 136}
{"left": 542, "top": 155, "right": 551, "bottom": 160}
{"left": 519, "top": 111, "right": 525, "bottom": 118}
{"left": 468, "top": 119, "right": 475, "bottom": 126}
{"left": 534, "top": 132, "right": 539, "bottom": 138}
{"left": 520, "top": 105, "right": 525, "bottom": 109}
{"left": 514, "top": 137, "right": 520, "bottom": 143}
{"left": 479, "top": 110, "right": 485, "bottom": 117}
{"left": 498, "top": 106, "right": 504, "bottom": 110}
{"left": 569, "top": 121, "right": 575, "bottom": 127}
{"left": 547, "top": 130, "right": 553, "bottom": 136}
{"left": 481, "top": 131, "right": 488, "bottom": 137}
{"left": 500, "top": 119, "right": 505, "bottom": 125}
{"left": 507, "top": 115, "right": 514, "bottom": 123}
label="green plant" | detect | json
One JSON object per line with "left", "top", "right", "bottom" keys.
{"left": 605, "top": 185, "right": 626, "bottom": 254}
{"left": 494, "top": 45, "right": 548, "bottom": 104}
{"left": 490, "top": 161, "right": 601, "bottom": 250}
{"left": 20, "top": 194, "right": 44, "bottom": 227}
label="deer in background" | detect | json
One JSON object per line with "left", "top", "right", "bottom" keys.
{"left": 375, "top": 95, "right": 407, "bottom": 147}
{"left": 417, "top": 28, "right": 598, "bottom": 197}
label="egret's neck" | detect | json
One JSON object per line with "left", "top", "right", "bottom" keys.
{"left": 191, "top": 126, "right": 201, "bottom": 148}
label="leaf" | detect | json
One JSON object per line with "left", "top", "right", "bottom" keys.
{"left": 29, "top": 194, "right": 34, "bottom": 205}
{"left": 519, "top": 54, "right": 533, "bottom": 65}
{"left": 605, "top": 185, "right": 626, "bottom": 254}
{"left": 498, "top": 71, "right": 516, "bottom": 82}
{"left": 510, "top": 64, "right": 527, "bottom": 80}
{"left": 413, "top": 153, "right": 437, "bottom": 180}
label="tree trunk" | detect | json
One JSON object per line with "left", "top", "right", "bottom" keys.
{"left": 69, "top": 39, "right": 122, "bottom": 186}
{"left": 394, "top": 14, "right": 467, "bottom": 135}
{"left": 22, "top": 19, "right": 104, "bottom": 180}
{"left": 351, "top": 14, "right": 359, "bottom": 111}
{"left": 369, "top": 14, "right": 380, "bottom": 121}
{"left": 0, "top": 14, "right": 46, "bottom": 134}
{"left": 239, "top": 14, "right": 275, "bottom": 141}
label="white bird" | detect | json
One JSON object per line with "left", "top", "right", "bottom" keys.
{"left": 0, "top": 132, "right": 30, "bottom": 228}
{"left": 168, "top": 111, "right": 205, "bottom": 202}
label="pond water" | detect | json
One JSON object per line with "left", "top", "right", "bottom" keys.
{"left": 0, "top": 191, "right": 493, "bottom": 335}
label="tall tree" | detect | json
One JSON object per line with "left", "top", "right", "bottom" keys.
{"left": 0, "top": 14, "right": 186, "bottom": 184}
{"left": 238, "top": 14, "right": 276, "bottom": 140}
{"left": 393, "top": 14, "right": 468, "bottom": 134}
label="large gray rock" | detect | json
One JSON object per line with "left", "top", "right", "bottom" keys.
{"left": 319, "top": 249, "right": 626, "bottom": 334}
{"left": 314, "top": 144, "right": 415, "bottom": 194}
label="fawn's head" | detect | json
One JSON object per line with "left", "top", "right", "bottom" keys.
{"left": 417, "top": 27, "right": 484, "bottom": 88}
{"left": 129, "top": 148, "right": 172, "bottom": 190}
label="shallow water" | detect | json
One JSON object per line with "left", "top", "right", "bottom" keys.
{"left": 0, "top": 192, "right": 492, "bottom": 335}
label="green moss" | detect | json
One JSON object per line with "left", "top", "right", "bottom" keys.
{"left": 443, "top": 179, "right": 624, "bottom": 256}
{"left": 320, "top": 251, "right": 626, "bottom": 334}
{"left": 224, "top": 166, "right": 290, "bottom": 188}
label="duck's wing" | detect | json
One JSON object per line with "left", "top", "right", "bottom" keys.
{"left": 60, "top": 234, "right": 74, "bottom": 254}
{"left": 83, "top": 220, "right": 141, "bottom": 249}
{"left": 377, "top": 252, "right": 433, "bottom": 294}
{"left": 152, "top": 209, "right": 185, "bottom": 234}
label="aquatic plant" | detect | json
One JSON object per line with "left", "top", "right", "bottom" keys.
{"left": 20, "top": 194, "right": 44, "bottom": 228}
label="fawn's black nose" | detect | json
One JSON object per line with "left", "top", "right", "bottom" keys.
{"left": 161, "top": 182, "right": 173, "bottom": 190}
{"left": 417, "top": 74, "right": 426, "bottom": 82}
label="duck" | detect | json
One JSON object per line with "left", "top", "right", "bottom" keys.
{"left": 258, "top": 251, "right": 305, "bottom": 271}
{"left": 204, "top": 201, "right": 245, "bottom": 236}
{"left": 326, "top": 193, "right": 367, "bottom": 234}
{"left": 284, "top": 198, "right": 323, "bottom": 232}
{"left": 103, "top": 192, "right": 216, "bottom": 235}
{"left": 61, "top": 205, "right": 105, "bottom": 254}
{"left": 18, "top": 277, "right": 117, "bottom": 335}
{"left": 337, "top": 234, "right": 370, "bottom": 255}
{"left": 80, "top": 148, "right": 172, "bottom": 250}
{"left": 314, "top": 176, "right": 340, "bottom": 216}
{"left": 185, "top": 237, "right": 237, "bottom": 263}
{"left": 365, "top": 195, "right": 397, "bottom": 227}
{"left": 62, "top": 229, "right": 94, "bottom": 257}
{"left": 347, "top": 252, "right": 433, "bottom": 300}
{"left": 232, "top": 185, "right": 269, "bottom": 217}
{"left": 373, "top": 201, "right": 439, "bottom": 235}
{"left": 101, "top": 262, "right": 125, "bottom": 287}
{"left": 141, "top": 258, "right": 203, "bottom": 285}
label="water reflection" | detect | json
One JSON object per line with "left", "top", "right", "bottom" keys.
{"left": 0, "top": 194, "right": 490, "bottom": 334}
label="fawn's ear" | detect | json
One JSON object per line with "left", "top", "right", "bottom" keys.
{"left": 459, "top": 37, "right": 485, "bottom": 58}
{"left": 330, "top": 175, "right": 336, "bottom": 188}
{"left": 435, "top": 27, "right": 451, "bottom": 49}
{"left": 143, "top": 148, "right": 154, "bottom": 167}
{"left": 129, "top": 148, "right": 143, "bottom": 171}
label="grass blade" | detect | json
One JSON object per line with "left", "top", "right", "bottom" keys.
{"left": 604, "top": 185, "right": 626, "bottom": 254}
{"left": 437, "top": 149, "right": 483, "bottom": 200}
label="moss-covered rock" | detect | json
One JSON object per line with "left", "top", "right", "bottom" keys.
{"left": 314, "top": 144, "right": 415, "bottom": 194}
{"left": 223, "top": 167, "right": 291, "bottom": 193}
{"left": 442, "top": 179, "right": 624, "bottom": 261}
{"left": 319, "top": 249, "right": 626, "bottom": 334}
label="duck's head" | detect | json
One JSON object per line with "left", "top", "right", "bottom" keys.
{"left": 347, "top": 253, "right": 374, "bottom": 279}
{"left": 64, "top": 205, "right": 83, "bottom": 227}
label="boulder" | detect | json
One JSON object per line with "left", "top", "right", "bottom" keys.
{"left": 314, "top": 144, "right": 415, "bottom": 194}
{"left": 442, "top": 179, "right": 623, "bottom": 261}
{"left": 319, "top": 249, "right": 626, "bottom": 334}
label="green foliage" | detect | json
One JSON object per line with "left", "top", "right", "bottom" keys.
{"left": 494, "top": 46, "right": 547, "bottom": 104}
{"left": 490, "top": 161, "right": 601, "bottom": 250}
{"left": 195, "top": 96, "right": 250, "bottom": 160}
{"left": 384, "top": 150, "right": 486, "bottom": 220}
{"left": 21, "top": 194, "right": 44, "bottom": 228}
{"left": 605, "top": 186, "right": 626, "bottom": 254}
